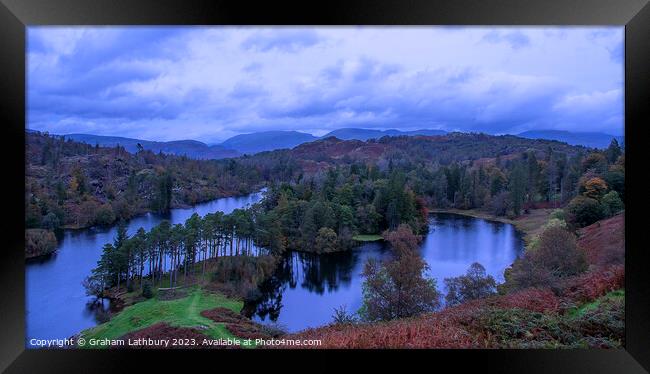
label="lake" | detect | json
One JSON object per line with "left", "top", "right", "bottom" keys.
{"left": 25, "top": 190, "right": 265, "bottom": 347}
{"left": 26, "top": 192, "right": 524, "bottom": 345}
{"left": 244, "top": 212, "right": 524, "bottom": 332}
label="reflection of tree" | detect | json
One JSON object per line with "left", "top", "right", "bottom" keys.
{"left": 487, "top": 220, "right": 504, "bottom": 234}
{"left": 85, "top": 298, "right": 111, "bottom": 324}
{"left": 244, "top": 249, "right": 364, "bottom": 320}
{"left": 243, "top": 259, "right": 289, "bottom": 322}
{"left": 298, "top": 251, "right": 356, "bottom": 294}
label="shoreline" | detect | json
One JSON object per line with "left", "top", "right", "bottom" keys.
{"left": 428, "top": 208, "right": 554, "bottom": 245}
{"left": 26, "top": 187, "right": 267, "bottom": 259}
{"left": 59, "top": 186, "right": 266, "bottom": 232}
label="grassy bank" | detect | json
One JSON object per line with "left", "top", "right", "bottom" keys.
{"left": 567, "top": 289, "right": 624, "bottom": 318}
{"left": 352, "top": 234, "right": 383, "bottom": 242}
{"left": 79, "top": 287, "right": 244, "bottom": 345}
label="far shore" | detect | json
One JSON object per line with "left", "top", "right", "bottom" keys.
{"left": 428, "top": 208, "right": 554, "bottom": 245}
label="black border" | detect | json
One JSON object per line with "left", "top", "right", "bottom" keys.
{"left": 1, "top": 0, "right": 649, "bottom": 372}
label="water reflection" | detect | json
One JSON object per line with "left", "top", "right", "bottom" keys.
{"left": 245, "top": 213, "right": 523, "bottom": 332}
{"left": 26, "top": 190, "right": 265, "bottom": 347}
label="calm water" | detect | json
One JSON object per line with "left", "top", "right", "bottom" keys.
{"left": 245, "top": 213, "right": 524, "bottom": 332}
{"left": 25, "top": 190, "right": 265, "bottom": 347}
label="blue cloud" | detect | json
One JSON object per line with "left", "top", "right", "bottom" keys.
{"left": 229, "top": 82, "right": 268, "bottom": 99}
{"left": 241, "top": 29, "right": 323, "bottom": 52}
{"left": 609, "top": 43, "right": 623, "bottom": 63}
{"left": 482, "top": 30, "right": 530, "bottom": 50}
{"left": 243, "top": 62, "right": 263, "bottom": 73}
{"left": 27, "top": 27, "right": 624, "bottom": 142}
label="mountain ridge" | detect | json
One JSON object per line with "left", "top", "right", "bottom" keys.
{"left": 63, "top": 133, "right": 240, "bottom": 160}
{"left": 516, "top": 130, "right": 624, "bottom": 149}
{"left": 51, "top": 127, "right": 623, "bottom": 160}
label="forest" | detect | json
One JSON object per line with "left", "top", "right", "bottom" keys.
{"left": 27, "top": 130, "right": 626, "bottom": 348}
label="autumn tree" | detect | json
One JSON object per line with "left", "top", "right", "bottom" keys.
{"left": 360, "top": 224, "right": 440, "bottom": 321}
{"left": 582, "top": 177, "right": 608, "bottom": 200}
{"left": 444, "top": 262, "right": 497, "bottom": 306}
{"left": 314, "top": 227, "right": 338, "bottom": 253}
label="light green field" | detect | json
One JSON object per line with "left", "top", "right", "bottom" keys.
{"left": 567, "top": 289, "right": 624, "bottom": 318}
{"left": 79, "top": 287, "right": 244, "bottom": 346}
{"left": 352, "top": 234, "right": 383, "bottom": 242}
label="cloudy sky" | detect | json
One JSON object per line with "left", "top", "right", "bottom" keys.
{"left": 27, "top": 27, "right": 624, "bottom": 143}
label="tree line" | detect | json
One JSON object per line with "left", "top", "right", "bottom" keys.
{"left": 26, "top": 131, "right": 269, "bottom": 232}
{"left": 84, "top": 206, "right": 280, "bottom": 297}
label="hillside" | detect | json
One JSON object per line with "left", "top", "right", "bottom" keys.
{"left": 322, "top": 128, "right": 447, "bottom": 141}
{"left": 286, "top": 132, "right": 586, "bottom": 170}
{"left": 517, "top": 130, "right": 624, "bottom": 149}
{"left": 26, "top": 131, "right": 264, "bottom": 232}
{"left": 282, "top": 213, "right": 625, "bottom": 348}
{"left": 219, "top": 131, "right": 319, "bottom": 154}
{"left": 60, "top": 128, "right": 616, "bottom": 159}
{"left": 219, "top": 128, "right": 448, "bottom": 154}
{"left": 64, "top": 134, "right": 240, "bottom": 160}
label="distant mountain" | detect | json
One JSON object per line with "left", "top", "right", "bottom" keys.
{"left": 64, "top": 134, "right": 240, "bottom": 160}
{"left": 322, "top": 128, "right": 447, "bottom": 141}
{"left": 517, "top": 130, "right": 624, "bottom": 149}
{"left": 220, "top": 131, "right": 319, "bottom": 154}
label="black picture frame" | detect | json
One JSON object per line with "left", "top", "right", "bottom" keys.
{"left": 1, "top": 0, "right": 648, "bottom": 372}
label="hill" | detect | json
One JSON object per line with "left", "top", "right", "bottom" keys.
{"left": 287, "top": 132, "right": 586, "bottom": 168}
{"left": 219, "top": 131, "right": 319, "bottom": 154}
{"left": 219, "top": 128, "right": 448, "bottom": 154}
{"left": 64, "top": 134, "right": 240, "bottom": 160}
{"left": 517, "top": 130, "right": 624, "bottom": 149}
{"left": 26, "top": 131, "right": 264, "bottom": 231}
{"left": 322, "top": 128, "right": 447, "bottom": 141}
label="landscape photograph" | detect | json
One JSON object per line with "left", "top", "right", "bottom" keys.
{"left": 25, "top": 26, "right": 625, "bottom": 349}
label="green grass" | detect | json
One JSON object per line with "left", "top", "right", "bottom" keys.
{"left": 352, "top": 234, "right": 383, "bottom": 242}
{"left": 567, "top": 289, "right": 625, "bottom": 318}
{"left": 80, "top": 287, "right": 246, "bottom": 346}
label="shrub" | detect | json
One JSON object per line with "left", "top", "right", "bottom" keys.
{"left": 549, "top": 209, "right": 565, "bottom": 221}
{"left": 142, "top": 282, "right": 153, "bottom": 299}
{"left": 562, "top": 265, "right": 624, "bottom": 302}
{"left": 25, "top": 229, "right": 58, "bottom": 258}
{"left": 41, "top": 212, "right": 61, "bottom": 230}
{"left": 211, "top": 255, "right": 276, "bottom": 285}
{"left": 331, "top": 305, "right": 359, "bottom": 325}
{"left": 542, "top": 217, "right": 567, "bottom": 231}
{"left": 492, "top": 288, "right": 561, "bottom": 313}
{"left": 259, "top": 322, "right": 288, "bottom": 338}
{"left": 210, "top": 255, "right": 277, "bottom": 298}
{"left": 444, "top": 263, "right": 497, "bottom": 306}
{"left": 566, "top": 196, "right": 606, "bottom": 228}
{"left": 506, "top": 226, "right": 587, "bottom": 291}
{"left": 535, "top": 226, "right": 587, "bottom": 276}
{"left": 477, "top": 308, "right": 578, "bottom": 348}
{"left": 569, "top": 294, "right": 624, "bottom": 345}
{"left": 601, "top": 191, "right": 623, "bottom": 216}
{"left": 604, "top": 169, "right": 625, "bottom": 202}
{"left": 94, "top": 204, "right": 116, "bottom": 226}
